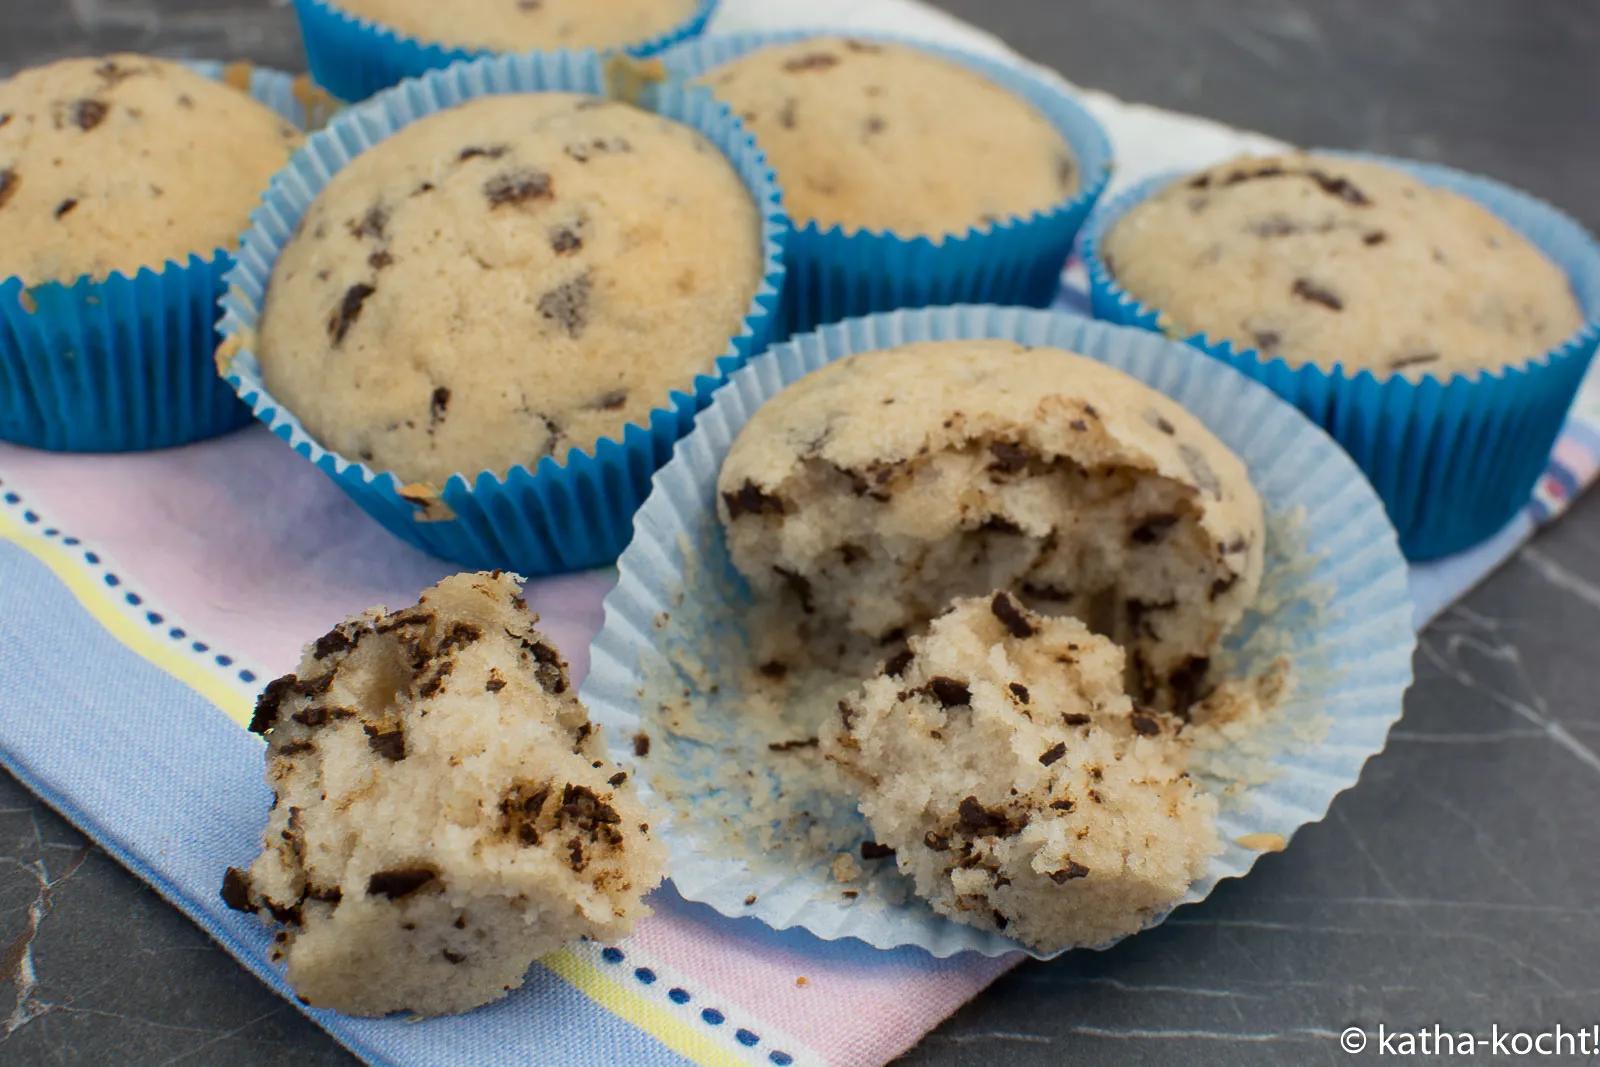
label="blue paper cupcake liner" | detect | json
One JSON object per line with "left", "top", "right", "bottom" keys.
{"left": 0, "top": 62, "right": 314, "bottom": 453}
{"left": 293, "top": 0, "right": 719, "bottom": 102}
{"left": 1081, "top": 153, "right": 1600, "bottom": 561}
{"left": 661, "top": 31, "right": 1113, "bottom": 337}
{"left": 582, "top": 304, "right": 1414, "bottom": 958}
{"left": 219, "top": 51, "right": 787, "bottom": 575}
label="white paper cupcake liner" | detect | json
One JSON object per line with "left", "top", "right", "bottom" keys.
{"left": 583, "top": 305, "right": 1415, "bottom": 958}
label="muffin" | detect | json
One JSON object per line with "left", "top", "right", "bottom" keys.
{"left": 326, "top": 0, "right": 702, "bottom": 51}
{"left": 255, "top": 92, "right": 762, "bottom": 486}
{"left": 699, "top": 36, "right": 1076, "bottom": 237}
{"left": 0, "top": 54, "right": 301, "bottom": 284}
{"left": 224, "top": 572, "right": 666, "bottom": 1017}
{"left": 1100, "top": 152, "right": 1585, "bottom": 379}
{"left": 824, "top": 593, "right": 1218, "bottom": 951}
{"left": 716, "top": 339, "right": 1264, "bottom": 711}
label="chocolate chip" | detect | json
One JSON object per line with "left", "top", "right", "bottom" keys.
{"left": 328, "top": 283, "right": 376, "bottom": 346}
{"left": 1210, "top": 573, "right": 1240, "bottom": 600}
{"left": 221, "top": 867, "right": 254, "bottom": 912}
{"left": 53, "top": 198, "right": 77, "bottom": 219}
{"left": 1130, "top": 513, "right": 1180, "bottom": 545}
{"left": 1008, "top": 682, "right": 1030, "bottom": 704}
{"left": 1249, "top": 215, "right": 1298, "bottom": 237}
{"left": 1179, "top": 444, "right": 1222, "bottom": 497}
{"left": 458, "top": 144, "right": 509, "bottom": 162}
{"left": 312, "top": 627, "right": 355, "bottom": 659}
{"left": 1252, "top": 330, "right": 1282, "bottom": 351}
{"left": 884, "top": 648, "right": 914, "bottom": 678}
{"left": 1039, "top": 742, "right": 1067, "bottom": 766}
{"left": 537, "top": 274, "right": 590, "bottom": 338}
{"left": 1389, "top": 352, "right": 1440, "bottom": 370}
{"left": 550, "top": 226, "right": 582, "bottom": 255}
{"left": 777, "top": 97, "right": 798, "bottom": 129}
{"left": 563, "top": 136, "right": 631, "bottom": 163}
{"left": 957, "top": 796, "right": 1017, "bottom": 836}
{"left": 980, "top": 515, "right": 1024, "bottom": 535}
{"left": 767, "top": 737, "right": 819, "bottom": 752}
{"left": 990, "top": 592, "right": 1035, "bottom": 638}
{"left": 926, "top": 676, "right": 971, "bottom": 708}
{"left": 367, "top": 867, "right": 436, "bottom": 899}
{"left": 1291, "top": 278, "right": 1343, "bottom": 311}
{"left": 1062, "top": 713, "right": 1090, "bottom": 727}
{"left": 430, "top": 386, "right": 450, "bottom": 421}
{"left": 1146, "top": 411, "right": 1176, "bottom": 435}
{"left": 1130, "top": 713, "right": 1162, "bottom": 737}
{"left": 608, "top": 772, "right": 627, "bottom": 787}
{"left": 987, "top": 441, "right": 1031, "bottom": 473}
{"left": 861, "top": 841, "right": 895, "bottom": 860}
{"left": 504, "top": 629, "right": 567, "bottom": 693}
{"left": 0, "top": 169, "right": 18, "bottom": 211}
{"left": 364, "top": 723, "right": 406, "bottom": 761}
{"left": 773, "top": 566, "right": 814, "bottom": 613}
{"left": 1310, "top": 170, "right": 1371, "bottom": 205}
{"left": 783, "top": 53, "right": 839, "bottom": 72}
{"left": 1050, "top": 859, "right": 1090, "bottom": 883}
{"left": 484, "top": 168, "right": 553, "bottom": 208}
{"left": 633, "top": 732, "right": 651, "bottom": 757}
{"left": 1021, "top": 582, "right": 1073, "bottom": 602}
{"left": 722, "top": 480, "right": 784, "bottom": 519}
{"left": 367, "top": 250, "right": 393, "bottom": 270}
{"left": 843, "top": 39, "right": 883, "bottom": 53}
{"left": 485, "top": 670, "right": 506, "bottom": 693}
{"left": 249, "top": 675, "right": 295, "bottom": 734}
{"left": 442, "top": 949, "right": 465, "bottom": 965}
{"left": 862, "top": 115, "right": 886, "bottom": 138}
{"left": 71, "top": 99, "right": 108, "bottom": 131}
{"left": 1057, "top": 154, "right": 1075, "bottom": 188}
{"left": 924, "top": 831, "right": 951, "bottom": 851}
{"left": 1363, "top": 230, "right": 1388, "bottom": 246}
{"left": 1167, "top": 656, "right": 1211, "bottom": 711}
{"left": 349, "top": 204, "right": 388, "bottom": 240}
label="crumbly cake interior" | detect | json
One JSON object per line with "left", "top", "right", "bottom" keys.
{"left": 718, "top": 342, "right": 1265, "bottom": 712}
{"left": 823, "top": 593, "right": 1219, "bottom": 951}
{"left": 222, "top": 571, "right": 664, "bottom": 1017}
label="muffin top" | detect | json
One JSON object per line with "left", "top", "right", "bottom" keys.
{"left": 0, "top": 54, "right": 301, "bottom": 284}
{"left": 329, "top": 0, "right": 701, "bottom": 51}
{"left": 1101, "top": 152, "right": 1585, "bottom": 378}
{"left": 700, "top": 37, "right": 1076, "bottom": 236}
{"left": 256, "top": 93, "right": 762, "bottom": 485}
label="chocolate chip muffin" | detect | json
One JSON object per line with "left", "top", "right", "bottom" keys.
{"left": 823, "top": 593, "right": 1218, "bottom": 951}
{"left": 223, "top": 571, "right": 665, "bottom": 1017}
{"left": 328, "top": 0, "right": 701, "bottom": 51}
{"left": 717, "top": 340, "right": 1264, "bottom": 711}
{"left": 255, "top": 93, "right": 762, "bottom": 485}
{"left": 1101, "top": 152, "right": 1585, "bottom": 378}
{"left": 0, "top": 54, "right": 301, "bottom": 283}
{"left": 699, "top": 37, "right": 1076, "bottom": 236}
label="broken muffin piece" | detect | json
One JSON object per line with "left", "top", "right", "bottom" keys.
{"left": 222, "top": 571, "right": 664, "bottom": 1017}
{"left": 717, "top": 339, "right": 1265, "bottom": 710}
{"left": 822, "top": 592, "right": 1219, "bottom": 952}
